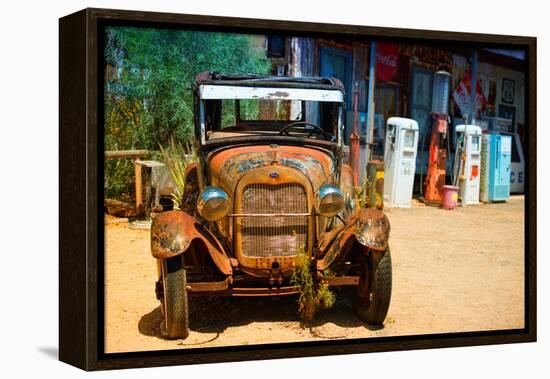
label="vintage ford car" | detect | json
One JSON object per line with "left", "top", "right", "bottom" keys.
{"left": 151, "top": 72, "right": 391, "bottom": 339}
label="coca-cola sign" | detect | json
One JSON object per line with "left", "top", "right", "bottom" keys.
{"left": 376, "top": 43, "right": 400, "bottom": 82}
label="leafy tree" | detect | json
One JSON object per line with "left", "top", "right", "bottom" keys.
{"left": 104, "top": 27, "right": 271, "bottom": 199}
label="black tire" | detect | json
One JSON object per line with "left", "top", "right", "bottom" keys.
{"left": 161, "top": 255, "right": 189, "bottom": 339}
{"left": 354, "top": 248, "right": 392, "bottom": 325}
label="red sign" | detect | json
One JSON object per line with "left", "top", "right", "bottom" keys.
{"left": 376, "top": 43, "right": 400, "bottom": 82}
{"left": 452, "top": 71, "right": 486, "bottom": 117}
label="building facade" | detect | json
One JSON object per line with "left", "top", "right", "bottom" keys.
{"left": 259, "top": 35, "right": 526, "bottom": 192}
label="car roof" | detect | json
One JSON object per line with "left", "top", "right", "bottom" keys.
{"left": 194, "top": 71, "right": 345, "bottom": 92}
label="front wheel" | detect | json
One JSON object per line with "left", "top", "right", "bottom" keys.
{"left": 354, "top": 248, "right": 392, "bottom": 325}
{"left": 160, "top": 255, "right": 189, "bottom": 339}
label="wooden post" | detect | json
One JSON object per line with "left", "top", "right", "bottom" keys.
{"left": 134, "top": 161, "right": 143, "bottom": 216}
{"left": 133, "top": 159, "right": 166, "bottom": 220}
{"left": 144, "top": 168, "right": 152, "bottom": 221}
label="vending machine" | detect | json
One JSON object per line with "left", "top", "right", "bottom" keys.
{"left": 383, "top": 117, "right": 419, "bottom": 208}
{"left": 480, "top": 133, "right": 512, "bottom": 202}
{"left": 454, "top": 124, "right": 482, "bottom": 205}
{"left": 482, "top": 116, "right": 525, "bottom": 194}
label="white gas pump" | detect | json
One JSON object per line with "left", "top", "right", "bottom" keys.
{"left": 454, "top": 124, "right": 482, "bottom": 205}
{"left": 383, "top": 117, "right": 419, "bottom": 208}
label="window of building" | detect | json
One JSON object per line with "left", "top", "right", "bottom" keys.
{"left": 266, "top": 36, "right": 286, "bottom": 58}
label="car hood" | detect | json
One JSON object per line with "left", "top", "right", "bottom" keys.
{"left": 208, "top": 145, "right": 336, "bottom": 193}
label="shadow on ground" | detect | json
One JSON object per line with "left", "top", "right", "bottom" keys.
{"left": 37, "top": 347, "right": 58, "bottom": 359}
{"left": 138, "top": 288, "right": 385, "bottom": 341}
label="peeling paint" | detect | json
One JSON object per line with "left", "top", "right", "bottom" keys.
{"left": 151, "top": 210, "right": 232, "bottom": 275}
{"left": 209, "top": 145, "right": 335, "bottom": 192}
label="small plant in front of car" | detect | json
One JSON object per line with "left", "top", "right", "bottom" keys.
{"left": 291, "top": 246, "right": 335, "bottom": 323}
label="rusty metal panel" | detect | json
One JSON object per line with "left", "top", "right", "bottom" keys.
{"left": 150, "top": 210, "right": 232, "bottom": 275}
{"left": 322, "top": 276, "right": 360, "bottom": 286}
{"left": 317, "top": 207, "right": 391, "bottom": 271}
{"left": 186, "top": 278, "right": 230, "bottom": 292}
{"left": 208, "top": 145, "right": 335, "bottom": 195}
{"left": 218, "top": 286, "right": 301, "bottom": 297}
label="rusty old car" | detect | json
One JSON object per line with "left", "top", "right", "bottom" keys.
{"left": 151, "top": 72, "right": 391, "bottom": 339}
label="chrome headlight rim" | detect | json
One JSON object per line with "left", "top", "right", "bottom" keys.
{"left": 197, "top": 186, "right": 231, "bottom": 221}
{"left": 315, "top": 184, "right": 345, "bottom": 217}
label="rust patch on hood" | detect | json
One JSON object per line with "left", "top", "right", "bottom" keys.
{"left": 208, "top": 145, "right": 335, "bottom": 192}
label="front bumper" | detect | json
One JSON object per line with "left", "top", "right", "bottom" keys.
{"left": 181, "top": 275, "right": 359, "bottom": 296}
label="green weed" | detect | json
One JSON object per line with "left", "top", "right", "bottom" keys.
{"left": 354, "top": 176, "right": 369, "bottom": 209}
{"left": 291, "top": 246, "right": 335, "bottom": 323}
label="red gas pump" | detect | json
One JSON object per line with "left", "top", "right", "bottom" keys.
{"left": 423, "top": 113, "right": 448, "bottom": 204}
{"left": 423, "top": 71, "right": 451, "bottom": 205}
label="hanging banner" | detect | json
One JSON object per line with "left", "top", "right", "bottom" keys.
{"left": 452, "top": 70, "right": 486, "bottom": 117}
{"left": 376, "top": 43, "right": 400, "bottom": 82}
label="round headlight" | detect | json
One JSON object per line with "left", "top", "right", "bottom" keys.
{"left": 315, "top": 185, "right": 345, "bottom": 217}
{"left": 197, "top": 187, "right": 231, "bottom": 221}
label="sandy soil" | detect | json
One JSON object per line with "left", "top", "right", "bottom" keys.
{"left": 104, "top": 196, "right": 525, "bottom": 353}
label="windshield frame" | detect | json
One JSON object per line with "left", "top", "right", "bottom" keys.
{"left": 197, "top": 84, "right": 345, "bottom": 147}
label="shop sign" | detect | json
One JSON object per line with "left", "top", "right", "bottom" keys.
{"left": 376, "top": 43, "right": 399, "bottom": 82}
{"left": 452, "top": 71, "right": 486, "bottom": 117}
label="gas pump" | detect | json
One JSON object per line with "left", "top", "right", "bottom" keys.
{"left": 423, "top": 71, "right": 451, "bottom": 205}
{"left": 383, "top": 117, "right": 419, "bottom": 208}
{"left": 454, "top": 124, "right": 482, "bottom": 205}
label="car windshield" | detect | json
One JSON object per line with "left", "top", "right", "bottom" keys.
{"left": 199, "top": 85, "right": 344, "bottom": 143}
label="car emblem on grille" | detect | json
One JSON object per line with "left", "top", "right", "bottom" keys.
{"left": 269, "top": 172, "right": 279, "bottom": 179}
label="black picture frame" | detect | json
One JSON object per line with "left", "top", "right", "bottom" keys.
{"left": 59, "top": 7, "right": 537, "bottom": 371}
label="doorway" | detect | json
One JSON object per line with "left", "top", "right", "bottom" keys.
{"left": 410, "top": 66, "right": 434, "bottom": 174}
{"left": 319, "top": 47, "right": 353, "bottom": 109}
{"left": 374, "top": 84, "right": 401, "bottom": 158}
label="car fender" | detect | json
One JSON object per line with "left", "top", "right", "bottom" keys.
{"left": 317, "top": 208, "right": 390, "bottom": 271}
{"left": 151, "top": 210, "right": 232, "bottom": 275}
{"left": 348, "top": 208, "right": 390, "bottom": 250}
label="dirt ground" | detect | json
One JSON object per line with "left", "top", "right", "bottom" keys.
{"left": 104, "top": 196, "right": 525, "bottom": 353}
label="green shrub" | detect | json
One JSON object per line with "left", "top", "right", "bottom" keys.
{"left": 103, "top": 26, "right": 272, "bottom": 200}
{"left": 105, "top": 158, "right": 135, "bottom": 202}
{"left": 159, "top": 139, "right": 197, "bottom": 209}
{"left": 291, "top": 246, "right": 336, "bottom": 323}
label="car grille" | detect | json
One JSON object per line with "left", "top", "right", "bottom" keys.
{"left": 239, "top": 183, "right": 308, "bottom": 258}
